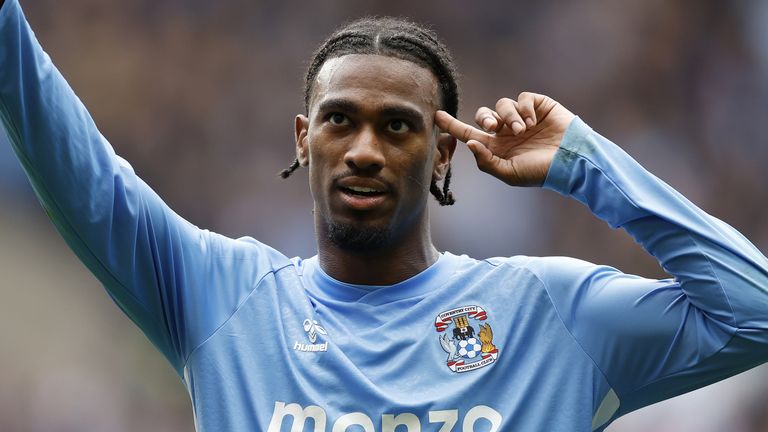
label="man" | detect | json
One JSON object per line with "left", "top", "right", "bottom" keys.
{"left": 2, "top": 1, "right": 768, "bottom": 431}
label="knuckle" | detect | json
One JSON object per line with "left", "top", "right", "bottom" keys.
{"left": 503, "top": 112, "right": 520, "bottom": 124}
{"left": 518, "top": 91, "right": 533, "bottom": 100}
{"left": 461, "top": 126, "right": 473, "bottom": 142}
{"left": 496, "top": 97, "right": 511, "bottom": 109}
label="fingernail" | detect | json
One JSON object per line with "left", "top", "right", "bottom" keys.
{"left": 512, "top": 122, "right": 524, "bottom": 134}
{"left": 525, "top": 117, "right": 534, "bottom": 128}
{"left": 482, "top": 117, "right": 494, "bottom": 130}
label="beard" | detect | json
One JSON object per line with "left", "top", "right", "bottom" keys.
{"left": 326, "top": 220, "right": 392, "bottom": 252}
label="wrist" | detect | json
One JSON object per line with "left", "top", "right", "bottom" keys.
{"left": 542, "top": 117, "right": 589, "bottom": 193}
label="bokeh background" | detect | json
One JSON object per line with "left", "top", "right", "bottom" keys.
{"left": 2, "top": 0, "right": 768, "bottom": 430}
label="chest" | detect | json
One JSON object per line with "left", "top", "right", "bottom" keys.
{"left": 183, "top": 269, "right": 603, "bottom": 431}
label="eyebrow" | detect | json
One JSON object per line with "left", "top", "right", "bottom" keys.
{"left": 317, "top": 98, "right": 427, "bottom": 129}
{"left": 317, "top": 99, "right": 360, "bottom": 116}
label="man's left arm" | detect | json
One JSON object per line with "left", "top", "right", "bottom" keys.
{"left": 436, "top": 94, "right": 768, "bottom": 416}
{"left": 540, "top": 116, "right": 768, "bottom": 412}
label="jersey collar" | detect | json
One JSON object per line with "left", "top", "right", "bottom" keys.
{"left": 298, "top": 252, "right": 457, "bottom": 305}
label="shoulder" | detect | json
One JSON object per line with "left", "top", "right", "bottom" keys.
{"left": 444, "top": 252, "right": 602, "bottom": 285}
{"left": 484, "top": 254, "right": 604, "bottom": 278}
{"left": 202, "top": 232, "right": 297, "bottom": 279}
{"left": 469, "top": 253, "right": 627, "bottom": 294}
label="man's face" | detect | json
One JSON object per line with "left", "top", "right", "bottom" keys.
{"left": 295, "top": 54, "right": 454, "bottom": 251}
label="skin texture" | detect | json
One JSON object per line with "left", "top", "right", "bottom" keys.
{"left": 435, "top": 93, "right": 576, "bottom": 187}
{"left": 295, "top": 54, "right": 455, "bottom": 285}
{"left": 295, "top": 53, "right": 575, "bottom": 285}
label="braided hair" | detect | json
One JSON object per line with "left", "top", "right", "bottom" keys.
{"left": 280, "top": 16, "right": 459, "bottom": 206}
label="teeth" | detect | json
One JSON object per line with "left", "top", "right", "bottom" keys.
{"left": 347, "top": 186, "right": 381, "bottom": 193}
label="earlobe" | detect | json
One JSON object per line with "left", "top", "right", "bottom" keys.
{"left": 433, "top": 132, "right": 457, "bottom": 180}
{"left": 295, "top": 114, "right": 310, "bottom": 166}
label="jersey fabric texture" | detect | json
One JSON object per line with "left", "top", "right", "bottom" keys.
{"left": 3, "top": 1, "right": 768, "bottom": 431}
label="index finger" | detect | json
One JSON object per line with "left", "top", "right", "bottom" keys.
{"left": 435, "top": 110, "right": 492, "bottom": 144}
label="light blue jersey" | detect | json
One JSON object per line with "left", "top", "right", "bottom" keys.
{"left": 3, "top": 1, "right": 768, "bottom": 431}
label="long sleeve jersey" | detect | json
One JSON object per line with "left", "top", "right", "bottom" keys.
{"left": 3, "top": 1, "right": 768, "bottom": 431}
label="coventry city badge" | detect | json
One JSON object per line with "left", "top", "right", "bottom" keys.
{"left": 435, "top": 305, "right": 499, "bottom": 373}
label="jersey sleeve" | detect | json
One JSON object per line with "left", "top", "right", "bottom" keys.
{"left": 0, "top": 0, "right": 282, "bottom": 375}
{"left": 532, "top": 117, "right": 768, "bottom": 418}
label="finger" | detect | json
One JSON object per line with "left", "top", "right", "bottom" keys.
{"left": 495, "top": 98, "right": 526, "bottom": 135}
{"left": 467, "top": 139, "right": 511, "bottom": 180}
{"left": 517, "top": 92, "right": 538, "bottom": 128}
{"left": 435, "top": 110, "right": 492, "bottom": 144}
{"left": 474, "top": 107, "right": 504, "bottom": 133}
{"left": 465, "top": 139, "right": 496, "bottom": 172}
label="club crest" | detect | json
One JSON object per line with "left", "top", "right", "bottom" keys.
{"left": 435, "top": 305, "right": 499, "bottom": 373}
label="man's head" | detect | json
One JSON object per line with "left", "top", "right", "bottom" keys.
{"left": 288, "top": 17, "right": 459, "bottom": 252}
{"left": 302, "top": 17, "right": 459, "bottom": 123}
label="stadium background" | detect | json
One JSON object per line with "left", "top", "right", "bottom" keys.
{"left": 1, "top": 0, "right": 768, "bottom": 430}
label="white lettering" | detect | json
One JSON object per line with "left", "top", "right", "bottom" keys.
{"left": 462, "top": 405, "right": 502, "bottom": 432}
{"left": 382, "top": 413, "right": 421, "bottom": 432}
{"left": 429, "top": 409, "right": 458, "bottom": 432}
{"left": 265, "top": 403, "right": 503, "bottom": 431}
{"left": 293, "top": 342, "right": 328, "bottom": 352}
{"left": 332, "top": 412, "right": 375, "bottom": 432}
{"left": 267, "top": 401, "right": 326, "bottom": 432}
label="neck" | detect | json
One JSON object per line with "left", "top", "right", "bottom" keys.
{"left": 315, "top": 213, "right": 439, "bottom": 286}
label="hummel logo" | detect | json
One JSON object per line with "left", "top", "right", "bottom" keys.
{"left": 303, "top": 319, "right": 326, "bottom": 343}
{"left": 293, "top": 318, "right": 328, "bottom": 352}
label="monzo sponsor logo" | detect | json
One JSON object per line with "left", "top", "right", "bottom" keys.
{"left": 267, "top": 401, "right": 502, "bottom": 431}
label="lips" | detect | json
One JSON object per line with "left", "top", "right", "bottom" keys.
{"left": 335, "top": 177, "right": 390, "bottom": 211}
{"left": 340, "top": 185, "right": 385, "bottom": 196}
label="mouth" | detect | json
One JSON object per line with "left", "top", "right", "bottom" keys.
{"left": 336, "top": 180, "right": 390, "bottom": 211}
{"left": 340, "top": 185, "right": 386, "bottom": 196}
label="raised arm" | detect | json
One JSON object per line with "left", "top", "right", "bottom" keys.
{"left": 436, "top": 93, "right": 768, "bottom": 420}
{"left": 0, "top": 0, "right": 278, "bottom": 375}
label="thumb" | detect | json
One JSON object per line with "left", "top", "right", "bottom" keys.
{"left": 466, "top": 140, "right": 496, "bottom": 173}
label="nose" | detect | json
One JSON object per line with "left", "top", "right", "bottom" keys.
{"left": 344, "top": 126, "right": 385, "bottom": 172}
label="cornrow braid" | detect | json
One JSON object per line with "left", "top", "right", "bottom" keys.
{"left": 279, "top": 158, "right": 300, "bottom": 179}
{"left": 429, "top": 166, "right": 455, "bottom": 206}
{"left": 280, "top": 16, "right": 459, "bottom": 205}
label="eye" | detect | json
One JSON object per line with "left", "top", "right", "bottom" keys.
{"left": 328, "top": 113, "right": 349, "bottom": 126}
{"left": 387, "top": 119, "right": 410, "bottom": 134}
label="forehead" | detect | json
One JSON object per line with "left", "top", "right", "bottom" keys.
{"left": 311, "top": 54, "right": 440, "bottom": 114}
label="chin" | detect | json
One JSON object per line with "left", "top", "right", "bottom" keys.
{"left": 326, "top": 220, "right": 392, "bottom": 252}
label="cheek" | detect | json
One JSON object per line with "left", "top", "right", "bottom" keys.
{"left": 399, "top": 147, "right": 436, "bottom": 189}
{"left": 307, "top": 129, "right": 343, "bottom": 165}
{"left": 304, "top": 141, "right": 321, "bottom": 196}
{"left": 408, "top": 143, "right": 436, "bottom": 171}
{"left": 305, "top": 139, "right": 339, "bottom": 201}
{"left": 306, "top": 154, "right": 328, "bottom": 196}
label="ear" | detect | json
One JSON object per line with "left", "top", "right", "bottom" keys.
{"left": 432, "top": 132, "right": 457, "bottom": 181}
{"left": 295, "top": 114, "right": 310, "bottom": 166}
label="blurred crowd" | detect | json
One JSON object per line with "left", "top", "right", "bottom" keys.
{"left": 1, "top": 0, "right": 768, "bottom": 430}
